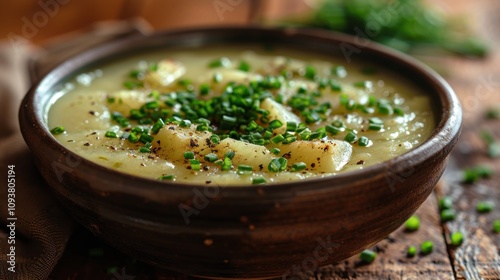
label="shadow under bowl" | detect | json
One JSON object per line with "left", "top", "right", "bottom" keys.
{"left": 19, "top": 27, "right": 462, "bottom": 279}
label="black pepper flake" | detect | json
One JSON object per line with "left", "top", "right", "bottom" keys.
{"left": 206, "top": 180, "right": 212, "bottom": 184}
{"left": 168, "top": 126, "right": 175, "bottom": 130}
{"left": 140, "top": 163, "right": 145, "bottom": 167}
{"left": 282, "top": 152, "right": 292, "bottom": 160}
{"left": 259, "top": 164, "right": 264, "bottom": 171}
{"left": 83, "top": 143, "right": 90, "bottom": 146}
{"left": 203, "top": 165, "right": 209, "bottom": 171}
{"left": 89, "top": 110, "right": 96, "bottom": 115}
{"left": 91, "top": 132, "right": 97, "bottom": 135}
{"left": 190, "top": 139, "right": 199, "bottom": 147}
{"left": 109, "top": 146, "right": 117, "bottom": 150}
{"left": 205, "top": 138, "right": 211, "bottom": 146}
{"left": 311, "top": 163, "right": 316, "bottom": 168}
{"left": 67, "top": 140, "right": 74, "bottom": 142}
{"left": 156, "top": 140, "right": 161, "bottom": 145}
{"left": 357, "top": 160, "right": 365, "bottom": 165}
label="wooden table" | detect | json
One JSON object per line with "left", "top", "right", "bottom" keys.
{"left": 48, "top": 1, "right": 500, "bottom": 279}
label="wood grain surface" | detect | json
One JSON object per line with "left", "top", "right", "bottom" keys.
{"left": 30, "top": 0, "right": 497, "bottom": 279}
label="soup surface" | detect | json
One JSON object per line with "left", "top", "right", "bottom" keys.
{"left": 48, "top": 45, "right": 435, "bottom": 185}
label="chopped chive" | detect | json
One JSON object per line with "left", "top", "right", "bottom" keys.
{"left": 268, "top": 158, "right": 282, "bottom": 173}
{"left": 359, "top": 249, "right": 376, "bottom": 263}
{"left": 159, "top": 174, "right": 175, "bottom": 181}
{"left": 304, "top": 65, "right": 316, "bottom": 80}
{"left": 394, "top": 107, "right": 404, "bottom": 116}
{"left": 270, "top": 148, "right": 281, "bottom": 155}
{"left": 344, "top": 131, "right": 357, "bottom": 143}
{"left": 107, "top": 97, "right": 115, "bottom": 103}
{"left": 286, "top": 122, "right": 298, "bottom": 132}
{"left": 263, "top": 130, "right": 274, "bottom": 140}
{"left": 224, "top": 150, "right": 235, "bottom": 159}
{"left": 450, "top": 232, "right": 464, "bottom": 246}
{"left": 420, "top": 241, "right": 433, "bottom": 255}
{"left": 190, "top": 159, "right": 201, "bottom": 171}
{"left": 129, "top": 69, "right": 141, "bottom": 79}
{"left": 246, "top": 121, "right": 259, "bottom": 132}
{"left": 145, "top": 101, "right": 159, "bottom": 109}
{"left": 271, "top": 134, "right": 285, "bottom": 144}
{"left": 131, "top": 127, "right": 143, "bottom": 134}
{"left": 105, "top": 131, "right": 117, "bottom": 138}
{"left": 139, "top": 146, "right": 150, "bottom": 153}
{"left": 332, "top": 120, "right": 344, "bottom": 128}
{"left": 463, "top": 165, "right": 493, "bottom": 183}
{"left": 200, "top": 84, "right": 211, "bottom": 95}
{"left": 208, "top": 57, "right": 231, "bottom": 68}
{"left": 237, "top": 165, "right": 253, "bottom": 175}
{"left": 309, "top": 131, "right": 323, "bottom": 140}
{"left": 210, "top": 135, "right": 220, "bottom": 144}
{"left": 123, "top": 81, "right": 143, "bottom": 89}
{"left": 476, "top": 201, "right": 494, "bottom": 213}
{"left": 204, "top": 153, "right": 218, "bottom": 163}
{"left": 329, "top": 80, "right": 342, "bottom": 91}
{"left": 291, "top": 162, "right": 307, "bottom": 171}
{"left": 369, "top": 123, "right": 383, "bottom": 131}
{"left": 184, "top": 151, "right": 195, "bottom": 159}
{"left": 405, "top": 215, "right": 420, "bottom": 232}
{"left": 151, "top": 118, "right": 165, "bottom": 134}
{"left": 440, "top": 209, "right": 456, "bottom": 222}
{"left": 50, "top": 126, "right": 65, "bottom": 135}
{"left": 438, "top": 196, "right": 453, "bottom": 210}
{"left": 282, "top": 136, "right": 297, "bottom": 144}
{"left": 221, "top": 157, "right": 232, "bottom": 171}
{"left": 238, "top": 61, "right": 250, "bottom": 72}
{"left": 378, "top": 104, "right": 393, "bottom": 115}
{"left": 353, "top": 81, "right": 372, "bottom": 89}
{"left": 358, "top": 136, "right": 370, "bottom": 147}
{"left": 139, "top": 134, "right": 154, "bottom": 144}
{"left": 493, "top": 220, "right": 500, "bottom": 233}
{"left": 180, "top": 119, "right": 192, "bottom": 128}
{"left": 149, "top": 63, "right": 158, "bottom": 72}
{"left": 252, "top": 177, "right": 266, "bottom": 185}
{"left": 299, "top": 128, "right": 311, "bottom": 140}
{"left": 128, "top": 132, "right": 139, "bottom": 143}
{"left": 406, "top": 246, "right": 417, "bottom": 258}
{"left": 485, "top": 107, "right": 500, "bottom": 119}
{"left": 268, "top": 119, "right": 284, "bottom": 130}
{"left": 277, "top": 157, "right": 288, "bottom": 171}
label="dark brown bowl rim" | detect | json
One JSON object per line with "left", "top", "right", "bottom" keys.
{"left": 20, "top": 26, "right": 462, "bottom": 193}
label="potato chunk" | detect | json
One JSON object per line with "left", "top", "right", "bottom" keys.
{"left": 152, "top": 125, "right": 213, "bottom": 162}
{"left": 144, "top": 59, "right": 186, "bottom": 88}
{"left": 260, "top": 98, "right": 301, "bottom": 134}
{"left": 107, "top": 90, "right": 147, "bottom": 116}
{"left": 153, "top": 125, "right": 276, "bottom": 170}
{"left": 276, "top": 140, "right": 352, "bottom": 172}
{"left": 198, "top": 69, "right": 261, "bottom": 94}
{"left": 215, "top": 138, "right": 276, "bottom": 170}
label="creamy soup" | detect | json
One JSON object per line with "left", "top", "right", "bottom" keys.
{"left": 48, "top": 45, "right": 435, "bottom": 185}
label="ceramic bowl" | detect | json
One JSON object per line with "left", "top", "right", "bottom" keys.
{"left": 19, "top": 27, "right": 461, "bottom": 279}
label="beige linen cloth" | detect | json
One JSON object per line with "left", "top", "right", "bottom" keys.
{"left": 0, "top": 19, "right": 152, "bottom": 280}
